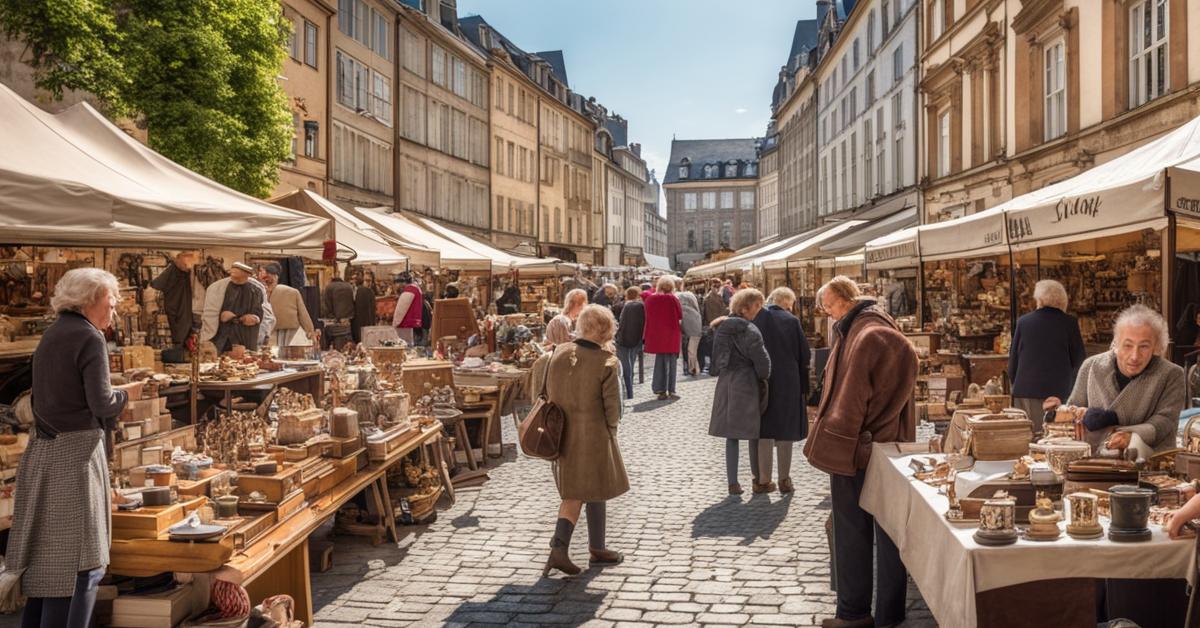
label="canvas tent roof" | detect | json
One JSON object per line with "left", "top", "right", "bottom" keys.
{"left": 350, "top": 207, "right": 491, "bottom": 271}
{"left": 0, "top": 83, "right": 329, "bottom": 249}
{"left": 643, "top": 253, "right": 673, "bottom": 274}
{"left": 405, "top": 214, "right": 568, "bottom": 276}
{"left": 270, "top": 190, "right": 435, "bottom": 267}
{"left": 758, "top": 221, "right": 865, "bottom": 270}
{"left": 864, "top": 226, "right": 920, "bottom": 269}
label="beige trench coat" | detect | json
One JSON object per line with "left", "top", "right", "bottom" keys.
{"left": 531, "top": 341, "right": 630, "bottom": 502}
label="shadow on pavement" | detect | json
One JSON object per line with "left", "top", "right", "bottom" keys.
{"left": 631, "top": 397, "right": 675, "bottom": 413}
{"left": 443, "top": 570, "right": 606, "bottom": 625}
{"left": 690, "top": 493, "right": 794, "bottom": 546}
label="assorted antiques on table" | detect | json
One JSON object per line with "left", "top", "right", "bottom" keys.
{"left": 913, "top": 395, "right": 1200, "bottom": 547}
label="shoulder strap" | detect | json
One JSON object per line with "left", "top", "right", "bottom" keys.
{"left": 538, "top": 344, "right": 559, "bottom": 400}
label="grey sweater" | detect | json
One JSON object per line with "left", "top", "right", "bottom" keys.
{"left": 1068, "top": 352, "right": 1184, "bottom": 451}
{"left": 32, "top": 311, "right": 127, "bottom": 437}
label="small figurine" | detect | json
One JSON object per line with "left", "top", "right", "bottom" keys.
{"left": 1025, "top": 492, "right": 1063, "bottom": 541}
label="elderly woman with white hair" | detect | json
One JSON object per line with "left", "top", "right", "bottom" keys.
{"left": 531, "top": 305, "right": 628, "bottom": 576}
{"left": 643, "top": 275, "right": 683, "bottom": 399}
{"left": 5, "top": 268, "right": 143, "bottom": 626}
{"left": 1007, "top": 279, "right": 1086, "bottom": 433}
{"left": 1046, "top": 304, "right": 1185, "bottom": 462}
{"left": 545, "top": 288, "right": 589, "bottom": 346}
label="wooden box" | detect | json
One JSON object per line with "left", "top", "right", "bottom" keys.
{"left": 299, "top": 458, "right": 335, "bottom": 499}
{"left": 177, "top": 469, "right": 231, "bottom": 498}
{"left": 235, "top": 464, "right": 301, "bottom": 504}
{"left": 111, "top": 497, "right": 204, "bottom": 541}
{"left": 368, "top": 346, "right": 407, "bottom": 368}
{"left": 325, "top": 434, "right": 362, "bottom": 459}
{"left": 366, "top": 425, "right": 415, "bottom": 462}
{"left": 1176, "top": 451, "right": 1200, "bottom": 482}
{"left": 400, "top": 359, "right": 454, "bottom": 400}
{"left": 121, "top": 399, "right": 160, "bottom": 423}
{"left": 122, "top": 345, "right": 156, "bottom": 370}
{"left": 967, "top": 414, "right": 1032, "bottom": 461}
{"left": 122, "top": 421, "right": 144, "bottom": 441}
{"left": 276, "top": 407, "right": 326, "bottom": 446}
{"left": 140, "top": 445, "right": 164, "bottom": 467}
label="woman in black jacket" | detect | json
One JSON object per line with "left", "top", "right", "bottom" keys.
{"left": 751, "top": 287, "right": 810, "bottom": 494}
{"left": 615, "top": 287, "right": 645, "bottom": 403}
{"left": 1008, "top": 279, "right": 1085, "bottom": 434}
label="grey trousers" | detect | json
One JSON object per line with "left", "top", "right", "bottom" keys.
{"left": 1012, "top": 397, "right": 1047, "bottom": 435}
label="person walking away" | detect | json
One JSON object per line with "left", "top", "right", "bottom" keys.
{"left": 6, "top": 269, "right": 144, "bottom": 627}
{"left": 1007, "top": 279, "right": 1084, "bottom": 434}
{"left": 149, "top": 251, "right": 197, "bottom": 349}
{"left": 643, "top": 276, "right": 683, "bottom": 400}
{"left": 701, "top": 278, "right": 727, "bottom": 373}
{"left": 322, "top": 272, "right": 355, "bottom": 350}
{"left": 532, "top": 305, "right": 629, "bottom": 576}
{"left": 390, "top": 272, "right": 423, "bottom": 347}
{"left": 804, "top": 276, "right": 917, "bottom": 628}
{"left": 709, "top": 288, "right": 771, "bottom": 495}
{"left": 201, "top": 262, "right": 273, "bottom": 353}
{"left": 752, "top": 287, "right": 810, "bottom": 494}
{"left": 676, "top": 279, "right": 703, "bottom": 376}
{"left": 351, "top": 270, "right": 377, "bottom": 343}
{"left": 545, "top": 289, "right": 588, "bottom": 346}
{"left": 260, "top": 263, "right": 314, "bottom": 347}
{"left": 615, "top": 287, "right": 645, "bottom": 404}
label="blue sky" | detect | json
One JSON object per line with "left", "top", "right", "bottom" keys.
{"left": 456, "top": 0, "right": 817, "bottom": 194}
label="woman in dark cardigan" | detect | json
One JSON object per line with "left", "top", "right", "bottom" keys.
{"left": 751, "top": 287, "right": 811, "bottom": 494}
{"left": 4, "top": 268, "right": 139, "bottom": 627}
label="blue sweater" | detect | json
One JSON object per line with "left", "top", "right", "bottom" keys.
{"left": 1007, "top": 307, "right": 1086, "bottom": 399}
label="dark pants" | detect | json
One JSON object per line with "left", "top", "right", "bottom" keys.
{"left": 724, "top": 438, "right": 761, "bottom": 485}
{"left": 830, "top": 470, "right": 906, "bottom": 625}
{"left": 616, "top": 345, "right": 639, "bottom": 399}
{"left": 21, "top": 567, "right": 105, "bottom": 628}
{"left": 652, "top": 353, "right": 678, "bottom": 394}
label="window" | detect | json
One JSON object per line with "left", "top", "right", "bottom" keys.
{"left": 372, "top": 73, "right": 391, "bottom": 125}
{"left": 304, "top": 21, "right": 318, "bottom": 67}
{"left": 336, "top": 51, "right": 370, "bottom": 111}
{"left": 893, "top": 45, "right": 904, "bottom": 83}
{"left": 864, "top": 119, "right": 873, "bottom": 196}
{"left": 288, "top": 18, "right": 300, "bottom": 61}
{"left": 868, "top": 10, "right": 877, "bottom": 52}
{"left": 290, "top": 112, "right": 298, "bottom": 158}
{"left": 401, "top": 28, "right": 425, "bottom": 77}
{"left": 702, "top": 192, "right": 716, "bottom": 209}
{"left": 304, "top": 121, "right": 318, "bottom": 158}
{"left": 740, "top": 221, "right": 752, "bottom": 246}
{"left": 720, "top": 191, "right": 734, "bottom": 209}
{"left": 684, "top": 193, "right": 697, "bottom": 210}
{"left": 938, "top": 111, "right": 950, "bottom": 177}
{"left": 853, "top": 39, "right": 860, "bottom": 70}
{"left": 720, "top": 221, "right": 732, "bottom": 246}
{"left": 372, "top": 10, "right": 389, "bottom": 60}
{"left": 1129, "top": 0, "right": 1169, "bottom": 108}
{"left": 866, "top": 70, "right": 875, "bottom": 104}
{"left": 1044, "top": 39, "right": 1066, "bottom": 140}
{"left": 882, "top": 0, "right": 891, "bottom": 36}
{"left": 740, "top": 191, "right": 754, "bottom": 209}
{"left": 931, "top": 0, "right": 944, "bottom": 40}
{"left": 401, "top": 85, "right": 425, "bottom": 143}
{"left": 452, "top": 58, "right": 467, "bottom": 98}
{"left": 331, "top": 121, "right": 392, "bottom": 194}
{"left": 431, "top": 46, "right": 446, "bottom": 87}
{"left": 745, "top": 162, "right": 756, "bottom": 176}
{"left": 850, "top": 132, "right": 858, "bottom": 205}
{"left": 725, "top": 163, "right": 737, "bottom": 178}
{"left": 678, "top": 165, "right": 688, "bottom": 179}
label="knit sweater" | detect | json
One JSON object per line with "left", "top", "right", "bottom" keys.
{"left": 1067, "top": 352, "right": 1185, "bottom": 451}
{"left": 269, "top": 283, "right": 314, "bottom": 334}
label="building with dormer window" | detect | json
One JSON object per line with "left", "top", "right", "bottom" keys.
{"left": 664, "top": 138, "right": 761, "bottom": 271}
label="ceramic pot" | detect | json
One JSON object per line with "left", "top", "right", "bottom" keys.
{"left": 215, "top": 495, "right": 239, "bottom": 518}
{"left": 974, "top": 496, "right": 1018, "bottom": 546}
{"left": 1066, "top": 492, "right": 1103, "bottom": 539}
{"left": 1109, "top": 485, "right": 1152, "bottom": 529}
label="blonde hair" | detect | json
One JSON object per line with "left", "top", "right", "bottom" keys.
{"left": 1111, "top": 304, "right": 1170, "bottom": 357}
{"left": 767, "top": 287, "right": 797, "bottom": 309}
{"left": 817, "top": 275, "right": 860, "bottom": 306}
{"left": 624, "top": 286, "right": 640, "bottom": 300}
{"left": 51, "top": 268, "right": 120, "bottom": 313}
{"left": 576, "top": 304, "right": 616, "bottom": 342}
{"left": 656, "top": 275, "right": 676, "bottom": 293}
{"left": 730, "top": 288, "right": 765, "bottom": 317}
{"left": 563, "top": 288, "right": 588, "bottom": 313}
{"left": 1033, "top": 279, "right": 1069, "bottom": 311}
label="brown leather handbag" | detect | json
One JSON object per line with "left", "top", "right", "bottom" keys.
{"left": 518, "top": 347, "right": 566, "bottom": 460}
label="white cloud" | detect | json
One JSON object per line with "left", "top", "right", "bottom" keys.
{"left": 735, "top": 107, "right": 748, "bottom": 114}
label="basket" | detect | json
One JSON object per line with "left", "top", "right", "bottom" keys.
{"left": 967, "top": 413, "right": 1033, "bottom": 461}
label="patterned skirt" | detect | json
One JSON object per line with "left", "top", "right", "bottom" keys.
{"left": 7, "top": 429, "right": 110, "bottom": 598}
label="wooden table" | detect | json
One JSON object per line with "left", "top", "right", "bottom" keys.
{"left": 195, "top": 368, "right": 324, "bottom": 418}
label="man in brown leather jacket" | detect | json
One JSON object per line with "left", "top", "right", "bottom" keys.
{"left": 803, "top": 276, "right": 916, "bottom": 628}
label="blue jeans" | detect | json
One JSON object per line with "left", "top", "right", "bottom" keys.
{"left": 21, "top": 567, "right": 105, "bottom": 628}
{"left": 616, "top": 344, "right": 639, "bottom": 399}
{"left": 652, "top": 353, "right": 678, "bottom": 394}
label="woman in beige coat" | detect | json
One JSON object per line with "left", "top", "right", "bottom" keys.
{"left": 531, "top": 304, "right": 629, "bottom": 576}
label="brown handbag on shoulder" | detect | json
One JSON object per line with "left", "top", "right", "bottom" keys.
{"left": 518, "top": 346, "right": 566, "bottom": 460}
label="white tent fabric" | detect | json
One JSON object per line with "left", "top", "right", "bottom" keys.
{"left": 406, "top": 214, "right": 566, "bottom": 276}
{"left": 350, "top": 207, "right": 491, "bottom": 271}
{"left": 271, "top": 190, "right": 419, "bottom": 266}
{"left": 684, "top": 234, "right": 799, "bottom": 278}
{"left": 819, "top": 207, "right": 919, "bottom": 256}
{"left": 642, "top": 254, "right": 673, "bottom": 274}
{"left": 918, "top": 208, "right": 1008, "bottom": 261}
{"left": 0, "top": 83, "right": 329, "bottom": 248}
{"left": 759, "top": 221, "right": 866, "bottom": 270}
{"left": 864, "top": 226, "right": 920, "bottom": 269}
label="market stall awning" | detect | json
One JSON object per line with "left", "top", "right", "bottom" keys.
{"left": 0, "top": 83, "right": 329, "bottom": 249}
{"left": 405, "top": 214, "right": 567, "bottom": 276}
{"left": 758, "top": 221, "right": 866, "bottom": 270}
{"left": 819, "top": 206, "right": 919, "bottom": 257}
{"left": 271, "top": 190, "right": 427, "bottom": 266}
{"left": 684, "top": 235, "right": 797, "bottom": 278}
{"left": 350, "top": 207, "right": 490, "bottom": 271}
{"left": 642, "top": 253, "right": 674, "bottom": 274}
{"left": 864, "top": 226, "right": 920, "bottom": 269}
{"left": 918, "top": 207, "right": 1008, "bottom": 261}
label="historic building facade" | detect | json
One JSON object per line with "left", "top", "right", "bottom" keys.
{"left": 771, "top": 18, "right": 820, "bottom": 236}
{"left": 664, "top": 139, "right": 760, "bottom": 270}
{"left": 276, "top": 0, "right": 334, "bottom": 198}
{"left": 644, "top": 170, "right": 667, "bottom": 259}
{"left": 592, "top": 112, "right": 648, "bottom": 266}
{"left": 814, "top": 0, "right": 921, "bottom": 221}
{"left": 757, "top": 132, "right": 780, "bottom": 240}
{"left": 394, "top": 1, "right": 490, "bottom": 236}
{"left": 535, "top": 60, "right": 596, "bottom": 263}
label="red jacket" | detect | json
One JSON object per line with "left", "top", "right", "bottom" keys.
{"left": 642, "top": 292, "right": 682, "bottom": 354}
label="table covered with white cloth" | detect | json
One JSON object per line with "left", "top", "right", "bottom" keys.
{"left": 859, "top": 443, "right": 1192, "bottom": 628}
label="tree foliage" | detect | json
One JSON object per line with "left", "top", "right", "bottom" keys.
{"left": 0, "top": 0, "right": 292, "bottom": 197}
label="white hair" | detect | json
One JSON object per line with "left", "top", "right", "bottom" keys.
{"left": 576, "top": 304, "right": 616, "bottom": 342}
{"left": 50, "top": 268, "right": 120, "bottom": 313}
{"left": 1033, "top": 279, "right": 1069, "bottom": 311}
{"left": 767, "top": 287, "right": 797, "bottom": 308}
{"left": 656, "top": 275, "right": 677, "bottom": 293}
{"left": 563, "top": 288, "right": 588, "bottom": 312}
{"left": 1111, "top": 304, "right": 1170, "bottom": 357}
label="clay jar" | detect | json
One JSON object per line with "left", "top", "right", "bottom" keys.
{"left": 974, "top": 496, "right": 1018, "bottom": 546}
{"left": 1109, "top": 485, "right": 1152, "bottom": 530}
{"left": 215, "top": 495, "right": 239, "bottom": 518}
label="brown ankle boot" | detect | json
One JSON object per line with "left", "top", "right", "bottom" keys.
{"left": 543, "top": 542, "right": 581, "bottom": 577}
{"left": 589, "top": 548, "right": 623, "bottom": 566}
{"left": 753, "top": 481, "right": 777, "bottom": 494}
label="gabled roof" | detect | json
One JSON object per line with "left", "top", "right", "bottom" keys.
{"left": 788, "top": 19, "right": 819, "bottom": 64}
{"left": 602, "top": 118, "right": 628, "bottom": 147}
{"left": 534, "top": 50, "right": 569, "bottom": 87}
{"left": 663, "top": 138, "right": 760, "bottom": 185}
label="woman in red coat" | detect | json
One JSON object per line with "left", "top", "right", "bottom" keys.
{"left": 643, "top": 275, "right": 683, "bottom": 400}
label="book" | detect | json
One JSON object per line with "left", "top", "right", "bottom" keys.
{"left": 110, "top": 583, "right": 194, "bottom": 627}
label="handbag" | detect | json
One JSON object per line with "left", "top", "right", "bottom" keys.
{"left": 518, "top": 346, "right": 566, "bottom": 460}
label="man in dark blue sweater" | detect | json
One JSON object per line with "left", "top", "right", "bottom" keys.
{"left": 1008, "top": 279, "right": 1086, "bottom": 433}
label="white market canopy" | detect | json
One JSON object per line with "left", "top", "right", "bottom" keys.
{"left": 758, "top": 221, "right": 866, "bottom": 270}
{"left": 351, "top": 207, "right": 491, "bottom": 271}
{"left": 0, "top": 83, "right": 329, "bottom": 249}
{"left": 864, "top": 226, "right": 920, "bottom": 269}
{"left": 271, "top": 190, "right": 423, "bottom": 266}
{"left": 405, "top": 214, "right": 567, "bottom": 276}
{"left": 642, "top": 253, "right": 673, "bottom": 274}
{"left": 685, "top": 236, "right": 796, "bottom": 278}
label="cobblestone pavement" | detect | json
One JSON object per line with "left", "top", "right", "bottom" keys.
{"left": 311, "top": 367, "right": 937, "bottom": 627}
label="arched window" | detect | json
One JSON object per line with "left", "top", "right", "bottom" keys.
{"left": 679, "top": 157, "right": 690, "bottom": 179}
{"left": 703, "top": 164, "right": 715, "bottom": 178}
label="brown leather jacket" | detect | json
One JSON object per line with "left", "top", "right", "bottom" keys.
{"left": 803, "top": 301, "right": 917, "bottom": 477}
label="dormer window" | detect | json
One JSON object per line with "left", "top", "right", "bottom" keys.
{"left": 746, "top": 162, "right": 757, "bottom": 176}
{"left": 725, "top": 162, "right": 738, "bottom": 178}
{"left": 679, "top": 158, "right": 690, "bottom": 179}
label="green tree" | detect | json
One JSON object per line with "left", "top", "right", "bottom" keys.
{"left": 1, "top": 0, "right": 292, "bottom": 197}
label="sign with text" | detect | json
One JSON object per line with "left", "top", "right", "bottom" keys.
{"left": 919, "top": 209, "right": 1008, "bottom": 259}
{"left": 1169, "top": 166, "right": 1200, "bottom": 219}
{"left": 1005, "top": 182, "right": 1162, "bottom": 245}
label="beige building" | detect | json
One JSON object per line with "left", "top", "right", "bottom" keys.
{"left": 771, "top": 19, "right": 821, "bottom": 236}
{"left": 535, "top": 59, "right": 596, "bottom": 263}
{"left": 275, "top": 0, "right": 334, "bottom": 198}
{"left": 757, "top": 133, "right": 781, "bottom": 240}
{"left": 327, "top": 0, "right": 398, "bottom": 209}
{"left": 921, "top": 0, "right": 1200, "bottom": 223}
{"left": 395, "top": 2, "right": 490, "bottom": 237}
{"left": 664, "top": 139, "right": 760, "bottom": 270}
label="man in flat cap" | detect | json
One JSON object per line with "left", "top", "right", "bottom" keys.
{"left": 201, "top": 261, "right": 275, "bottom": 352}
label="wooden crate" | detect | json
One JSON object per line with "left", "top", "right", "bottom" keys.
{"left": 235, "top": 464, "right": 301, "bottom": 503}
{"left": 366, "top": 426, "right": 416, "bottom": 462}
{"left": 400, "top": 359, "right": 454, "bottom": 400}
{"left": 112, "top": 497, "right": 205, "bottom": 541}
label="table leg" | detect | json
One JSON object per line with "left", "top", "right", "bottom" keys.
{"left": 377, "top": 477, "right": 398, "bottom": 543}
{"left": 432, "top": 436, "right": 455, "bottom": 505}
{"left": 223, "top": 390, "right": 232, "bottom": 417}
{"left": 243, "top": 539, "right": 312, "bottom": 625}
{"left": 454, "top": 422, "right": 478, "bottom": 471}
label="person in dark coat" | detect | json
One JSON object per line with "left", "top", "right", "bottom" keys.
{"left": 351, "top": 270, "right": 377, "bottom": 343}
{"left": 708, "top": 288, "right": 771, "bottom": 496}
{"left": 751, "top": 287, "right": 810, "bottom": 494}
{"left": 322, "top": 273, "right": 356, "bottom": 349}
{"left": 1007, "top": 279, "right": 1085, "bottom": 434}
{"left": 615, "top": 287, "right": 645, "bottom": 402}
{"left": 496, "top": 284, "right": 521, "bottom": 314}
{"left": 149, "top": 251, "right": 197, "bottom": 346}
{"left": 7, "top": 268, "right": 142, "bottom": 627}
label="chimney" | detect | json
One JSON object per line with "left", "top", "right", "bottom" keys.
{"left": 631, "top": 143, "right": 641, "bottom": 157}
{"left": 816, "top": 0, "right": 832, "bottom": 25}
